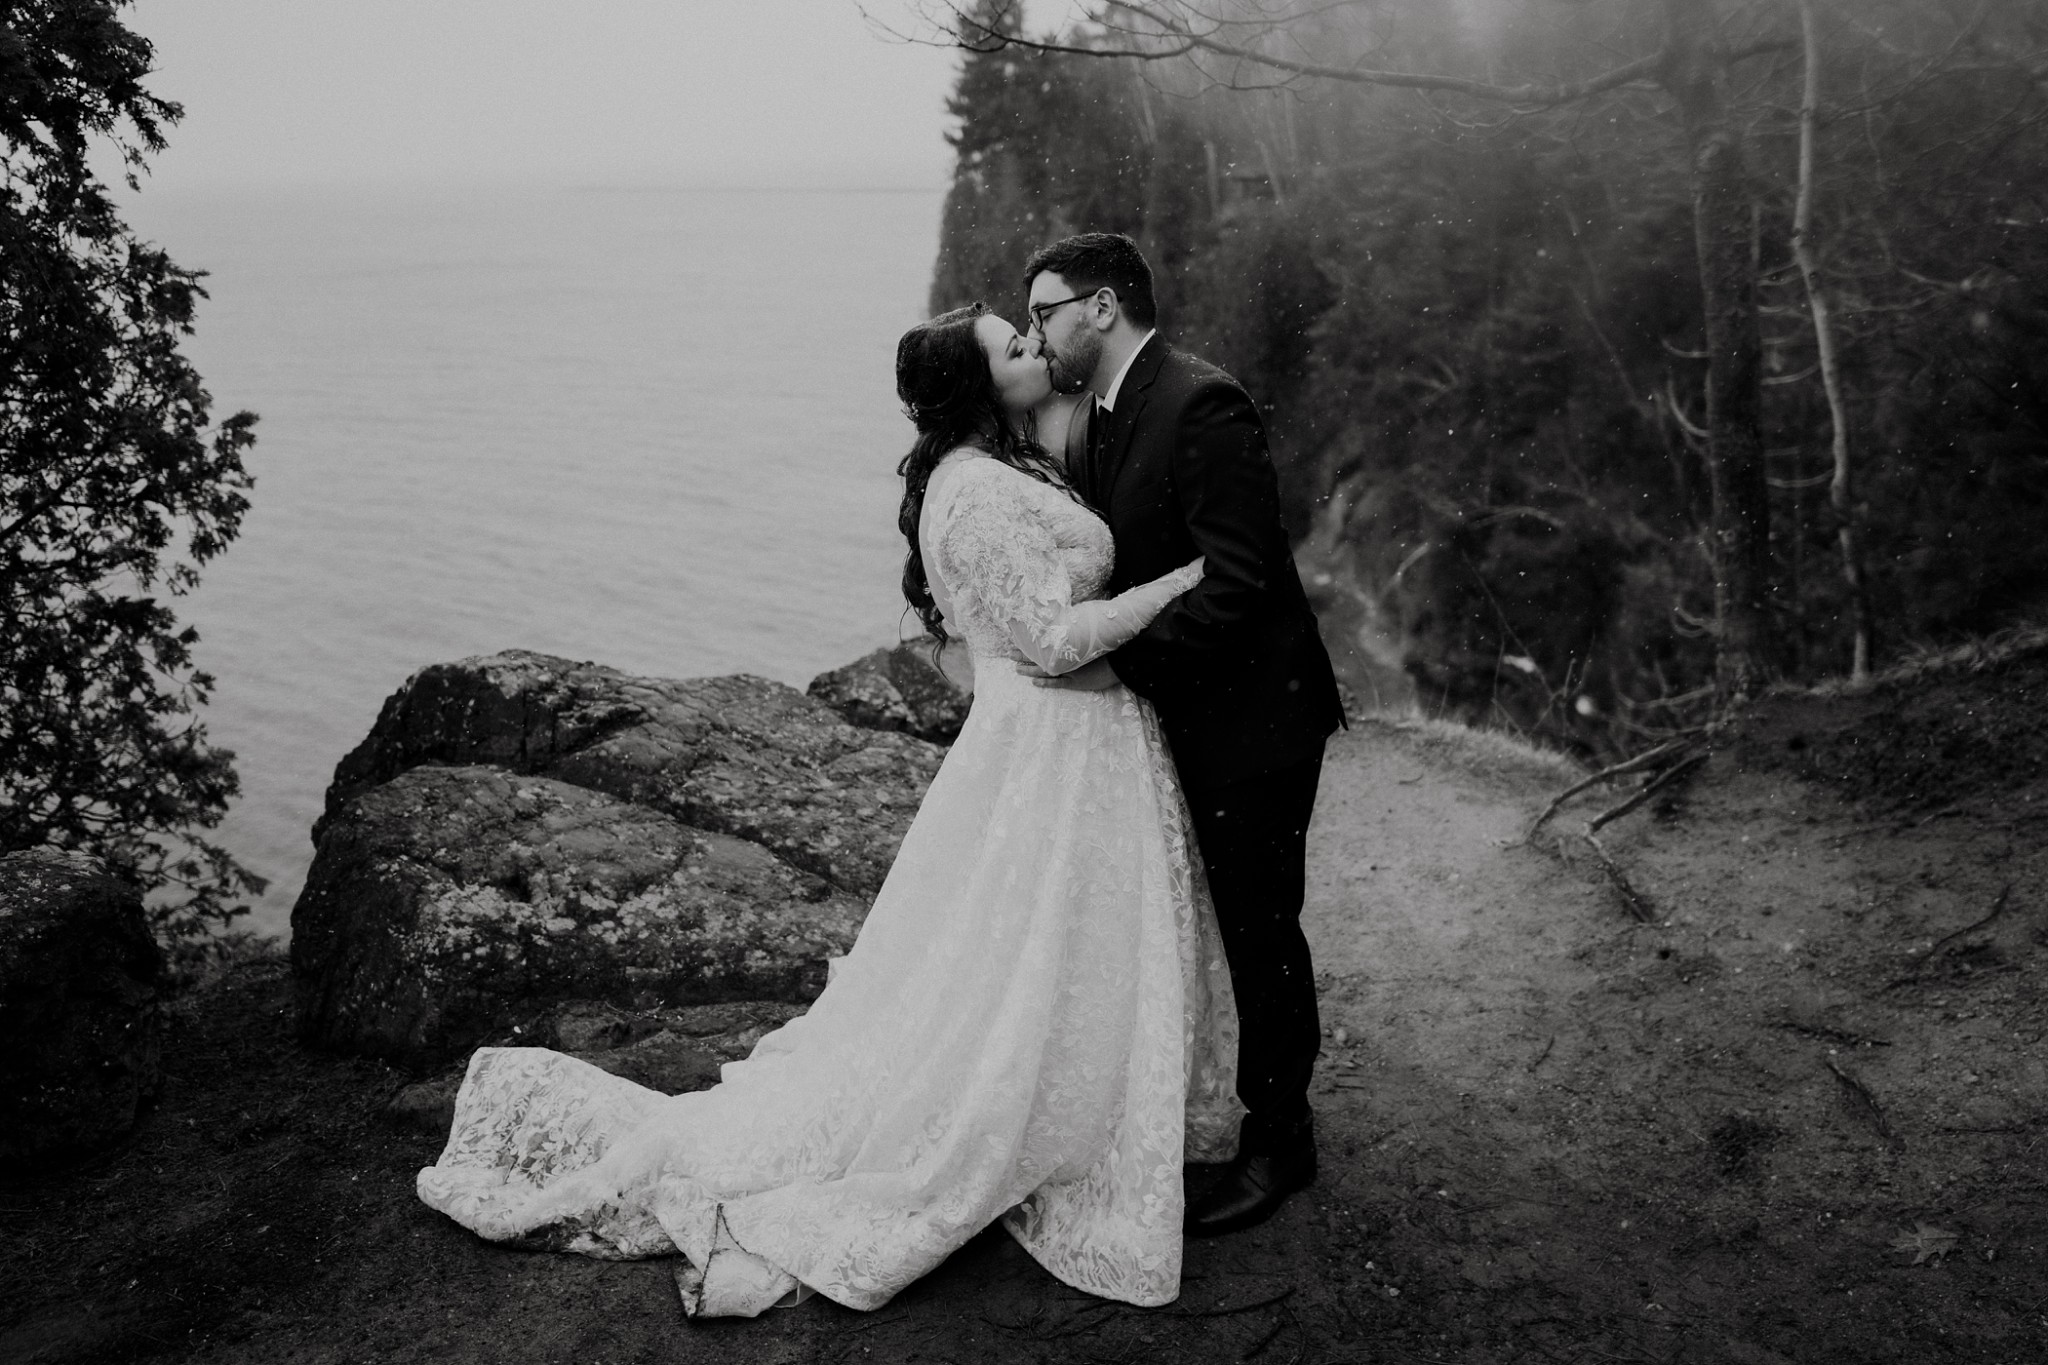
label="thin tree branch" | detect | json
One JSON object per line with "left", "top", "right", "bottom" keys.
{"left": 1791, "top": 0, "right": 1871, "bottom": 681}
{"left": 898, "top": 0, "right": 1684, "bottom": 109}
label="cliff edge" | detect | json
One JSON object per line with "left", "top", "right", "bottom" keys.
{"left": 3, "top": 635, "right": 2042, "bottom": 1363}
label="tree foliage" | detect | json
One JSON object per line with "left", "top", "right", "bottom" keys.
{"left": 924, "top": 0, "right": 2048, "bottom": 754}
{"left": 1, "top": 0, "right": 262, "bottom": 939}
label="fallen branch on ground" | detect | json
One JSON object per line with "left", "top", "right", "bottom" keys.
{"left": 1526, "top": 736, "right": 1700, "bottom": 838}
{"left": 1585, "top": 751, "right": 1711, "bottom": 833}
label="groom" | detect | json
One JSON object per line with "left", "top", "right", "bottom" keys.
{"left": 1022, "top": 233, "right": 1345, "bottom": 1236}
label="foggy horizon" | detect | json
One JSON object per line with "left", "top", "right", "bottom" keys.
{"left": 115, "top": 1, "right": 967, "bottom": 193}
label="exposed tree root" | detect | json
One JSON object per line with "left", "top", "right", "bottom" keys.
{"left": 1525, "top": 738, "right": 1712, "bottom": 923}
{"left": 1584, "top": 830, "right": 1659, "bottom": 923}
{"left": 1775, "top": 1019, "right": 1892, "bottom": 1048}
{"left": 1926, "top": 883, "right": 2015, "bottom": 958}
{"left": 1171, "top": 1286, "right": 1296, "bottom": 1319}
{"left": 1237, "top": 1310, "right": 1289, "bottom": 1360}
{"left": 1523, "top": 824, "right": 1662, "bottom": 923}
{"left": 1825, "top": 1054, "right": 1905, "bottom": 1151}
{"left": 1886, "top": 884, "right": 2015, "bottom": 988}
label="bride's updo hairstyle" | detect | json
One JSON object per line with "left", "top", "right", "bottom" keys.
{"left": 894, "top": 302, "right": 1070, "bottom": 644}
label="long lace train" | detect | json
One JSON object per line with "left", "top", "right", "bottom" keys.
{"left": 417, "top": 453, "right": 1239, "bottom": 1315}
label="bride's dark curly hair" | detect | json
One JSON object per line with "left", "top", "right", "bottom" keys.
{"left": 895, "top": 303, "right": 1071, "bottom": 644}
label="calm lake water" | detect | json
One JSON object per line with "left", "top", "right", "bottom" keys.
{"left": 122, "top": 182, "right": 947, "bottom": 937}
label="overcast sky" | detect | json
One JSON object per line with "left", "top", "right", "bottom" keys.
{"left": 121, "top": 1, "right": 991, "bottom": 190}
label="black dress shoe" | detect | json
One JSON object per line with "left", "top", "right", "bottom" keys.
{"left": 1185, "top": 1134, "right": 1317, "bottom": 1238}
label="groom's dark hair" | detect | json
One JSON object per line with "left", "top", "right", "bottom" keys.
{"left": 1024, "top": 233, "right": 1156, "bottom": 329}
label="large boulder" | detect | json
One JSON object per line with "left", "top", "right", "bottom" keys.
{"left": 292, "top": 765, "right": 866, "bottom": 1066}
{"left": 0, "top": 850, "right": 165, "bottom": 1161}
{"left": 321, "top": 651, "right": 944, "bottom": 896}
{"left": 807, "top": 638, "right": 973, "bottom": 744}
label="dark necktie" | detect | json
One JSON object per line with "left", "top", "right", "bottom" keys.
{"left": 1066, "top": 400, "right": 1104, "bottom": 505}
{"left": 1084, "top": 399, "right": 1111, "bottom": 505}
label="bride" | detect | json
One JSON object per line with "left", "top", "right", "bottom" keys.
{"left": 416, "top": 303, "right": 1242, "bottom": 1318}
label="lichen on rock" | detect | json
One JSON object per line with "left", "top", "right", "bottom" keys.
{"left": 319, "top": 651, "right": 946, "bottom": 896}
{"left": 293, "top": 649, "right": 956, "bottom": 1070}
{"left": 806, "top": 637, "right": 972, "bottom": 744}
{"left": 293, "top": 765, "right": 866, "bottom": 1067}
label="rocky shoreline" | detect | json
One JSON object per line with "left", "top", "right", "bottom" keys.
{"left": 2, "top": 639, "right": 970, "bottom": 1156}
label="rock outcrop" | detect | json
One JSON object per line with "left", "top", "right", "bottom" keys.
{"left": 807, "top": 638, "right": 972, "bottom": 743}
{"left": 320, "top": 651, "right": 945, "bottom": 895}
{"left": 294, "top": 651, "right": 949, "bottom": 1068}
{"left": 293, "top": 765, "right": 867, "bottom": 1066}
{"left": 0, "top": 850, "right": 165, "bottom": 1162}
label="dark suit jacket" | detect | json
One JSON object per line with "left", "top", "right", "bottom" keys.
{"left": 1075, "top": 336, "right": 1344, "bottom": 792}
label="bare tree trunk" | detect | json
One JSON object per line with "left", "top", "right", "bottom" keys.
{"left": 1788, "top": 447, "right": 1807, "bottom": 676}
{"left": 1663, "top": 0, "right": 1777, "bottom": 699}
{"left": 1792, "top": 0, "right": 1873, "bottom": 682}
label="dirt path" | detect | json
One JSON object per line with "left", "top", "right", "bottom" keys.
{"left": 5, "top": 672, "right": 2044, "bottom": 1364}
{"left": 1294, "top": 687, "right": 2047, "bottom": 1364}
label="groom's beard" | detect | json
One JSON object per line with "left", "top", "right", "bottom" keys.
{"left": 1043, "top": 330, "right": 1102, "bottom": 397}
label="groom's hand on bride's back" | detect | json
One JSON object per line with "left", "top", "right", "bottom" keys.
{"left": 1017, "top": 658, "right": 1122, "bottom": 691}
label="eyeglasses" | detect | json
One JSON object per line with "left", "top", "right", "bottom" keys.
{"left": 1029, "top": 290, "right": 1103, "bottom": 335}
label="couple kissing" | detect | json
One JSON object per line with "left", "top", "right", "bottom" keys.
{"left": 416, "top": 232, "right": 1346, "bottom": 1320}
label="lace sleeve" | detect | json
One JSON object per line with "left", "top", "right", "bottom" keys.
{"left": 930, "top": 459, "right": 1202, "bottom": 675}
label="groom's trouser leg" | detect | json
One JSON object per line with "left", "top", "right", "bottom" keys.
{"left": 1185, "top": 749, "right": 1325, "bottom": 1154}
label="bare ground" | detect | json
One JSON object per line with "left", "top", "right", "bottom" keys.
{"left": 4, "top": 642, "right": 2044, "bottom": 1364}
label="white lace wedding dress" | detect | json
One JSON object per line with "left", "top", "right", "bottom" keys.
{"left": 416, "top": 450, "right": 1241, "bottom": 1317}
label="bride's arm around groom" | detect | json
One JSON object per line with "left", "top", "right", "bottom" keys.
{"left": 1099, "top": 375, "right": 1321, "bottom": 710}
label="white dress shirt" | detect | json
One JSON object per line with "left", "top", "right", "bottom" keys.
{"left": 1096, "top": 329, "right": 1158, "bottom": 413}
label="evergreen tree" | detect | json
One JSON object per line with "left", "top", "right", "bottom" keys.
{"left": 1, "top": 0, "right": 262, "bottom": 941}
{"left": 929, "top": 0, "right": 1151, "bottom": 317}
